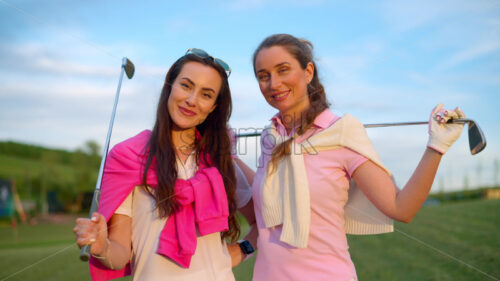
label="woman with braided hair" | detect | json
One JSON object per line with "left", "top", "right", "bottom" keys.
{"left": 250, "top": 34, "right": 465, "bottom": 281}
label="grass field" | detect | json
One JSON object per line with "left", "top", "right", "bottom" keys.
{"left": 1, "top": 199, "right": 498, "bottom": 281}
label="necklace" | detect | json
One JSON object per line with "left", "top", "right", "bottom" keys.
{"left": 176, "top": 144, "right": 195, "bottom": 157}
{"left": 176, "top": 143, "right": 194, "bottom": 150}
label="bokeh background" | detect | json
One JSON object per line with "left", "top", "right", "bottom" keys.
{"left": 0, "top": 1, "right": 499, "bottom": 280}
{"left": 1, "top": 0, "right": 499, "bottom": 189}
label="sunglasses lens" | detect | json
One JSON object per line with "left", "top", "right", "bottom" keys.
{"left": 215, "top": 58, "right": 229, "bottom": 71}
{"left": 190, "top": 48, "right": 210, "bottom": 58}
{"left": 186, "top": 48, "right": 231, "bottom": 77}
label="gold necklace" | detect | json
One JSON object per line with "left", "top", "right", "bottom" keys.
{"left": 176, "top": 144, "right": 195, "bottom": 157}
{"left": 176, "top": 143, "right": 194, "bottom": 150}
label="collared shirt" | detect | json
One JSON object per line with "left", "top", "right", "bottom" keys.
{"left": 252, "top": 109, "right": 368, "bottom": 281}
{"left": 270, "top": 109, "right": 336, "bottom": 142}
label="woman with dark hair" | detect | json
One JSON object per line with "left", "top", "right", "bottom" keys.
{"left": 74, "top": 48, "right": 256, "bottom": 281}
{"left": 250, "top": 34, "right": 465, "bottom": 281}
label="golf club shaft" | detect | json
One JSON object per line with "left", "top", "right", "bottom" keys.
{"left": 235, "top": 119, "right": 471, "bottom": 138}
{"left": 80, "top": 60, "right": 126, "bottom": 261}
{"left": 363, "top": 118, "right": 470, "bottom": 128}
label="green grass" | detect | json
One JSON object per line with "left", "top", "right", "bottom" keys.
{"left": 0, "top": 200, "right": 498, "bottom": 281}
{"left": 348, "top": 199, "right": 500, "bottom": 281}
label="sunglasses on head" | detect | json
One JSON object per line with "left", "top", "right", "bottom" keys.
{"left": 186, "top": 48, "right": 231, "bottom": 77}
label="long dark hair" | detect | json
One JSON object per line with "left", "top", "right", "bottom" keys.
{"left": 252, "top": 33, "right": 330, "bottom": 172}
{"left": 142, "top": 54, "right": 239, "bottom": 242}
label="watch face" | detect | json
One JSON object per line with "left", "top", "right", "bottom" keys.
{"left": 239, "top": 240, "right": 255, "bottom": 254}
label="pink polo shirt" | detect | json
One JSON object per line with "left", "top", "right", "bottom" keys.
{"left": 252, "top": 109, "right": 367, "bottom": 281}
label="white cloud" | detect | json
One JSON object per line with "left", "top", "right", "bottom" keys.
{"left": 380, "top": 0, "right": 499, "bottom": 32}
{"left": 223, "top": 0, "right": 326, "bottom": 11}
{"left": 0, "top": 39, "right": 163, "bottom": 150}
{"left": 316, "top": 39, "right": 386, "bottom": 85}
{"left": 319, "top": 55, "right": 369, "bottom": 81}
{"left": 165, "top": 17, "right": 198, "bottom": 33}
{"left": 1, "top": 79, "right": 115, "bottom": 99}
{"left": 228, "top": 72, "right": 261, "bottom": 100}
{"left": 437, "top": 41, "right": 500, "bottom": 70}
{"left": 225, "top": 0, "right": 267, "bottom": 11}
{"left": 228, "top": 72, "right": 275, "bottom": 125}
{"left": 0, "top": 43, "right": 119, "bottom": 78}
{"left": 0, "top": 76, "right": 157, "bottom": 150}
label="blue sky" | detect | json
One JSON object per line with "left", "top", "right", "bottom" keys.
{"left": 0, "top": 0, "right": 499, "bottom": 191}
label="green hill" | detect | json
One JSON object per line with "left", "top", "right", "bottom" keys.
{"left": 0, "top": 141, "right": 100, "bottom": 213}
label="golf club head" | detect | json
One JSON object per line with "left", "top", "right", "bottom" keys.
{"left": 466, "top": 120, "right": 487, "bottom": 155}
{"left": 122, "top": 57, "right": 135, "bottom": 79}
{"left": 448, "top": 119, "right": 487, "bottom": 155}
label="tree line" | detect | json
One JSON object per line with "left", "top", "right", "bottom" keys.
{"left": 0, "top": 140, "right": 101, "bottom": 214}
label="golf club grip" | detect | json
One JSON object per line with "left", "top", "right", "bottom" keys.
{"left": 79, "top": 189, "right": 101, "bottom": 261}
{"left": 80, "top": 245, "right": 91, "bottom": 262}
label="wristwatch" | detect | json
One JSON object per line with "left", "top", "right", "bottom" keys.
{"left": 237, "top": 239, "right": 255, "bottom": 255}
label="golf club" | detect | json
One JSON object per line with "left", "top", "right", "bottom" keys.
{"left": 80, "top": 57, "right": 135, "bottom": 261}
{"left": 235, "top": 118, "right": 486, "bottom": 155}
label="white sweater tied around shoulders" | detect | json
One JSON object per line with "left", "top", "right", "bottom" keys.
{"left": 260, "top": 114, "right": 394, "bottom": 248}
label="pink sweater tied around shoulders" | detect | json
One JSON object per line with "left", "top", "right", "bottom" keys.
{"left": 89, "top": 130, "right": 229, "bottom": 281}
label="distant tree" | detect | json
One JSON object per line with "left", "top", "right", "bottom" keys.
{"left": 40, "top": 150, "right": 60, "bottom": 215}
{"left": 84, "top": 140, "right": 101, "bottom": 157}
{"left": 463, "top": 172, "right": 469, "bottom": 190}
{"left": 0, "top": 140, "right": 100, "bottom": 213}
{"left": 0, "top": 141, "right": 73, "bottom": 164}
{"left": 494, "top": 158, "right": 499, "bottom": 187}
{"left": 439, "top": 176, "right": 445, "bottom": 193}
{"left": 69, "top": 141, "right": 100, "bottom": 212}
{"left": 70, "top": 149, "right": 90, "bottom": 212}
{"left": 476, "top": 159, "right": 482, "bottom": 188}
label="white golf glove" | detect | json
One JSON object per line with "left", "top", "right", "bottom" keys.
{"left": 427, "top": 103, "right": 465, "bottom": 154}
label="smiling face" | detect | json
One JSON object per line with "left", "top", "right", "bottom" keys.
{"left": 254, "top": 46, "right": 314, "bottom": 120}
{"left": 167, "top": 61, "right": 221, "bottom": 131}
